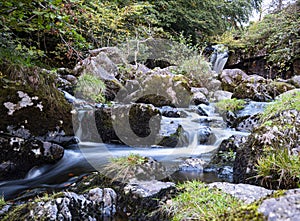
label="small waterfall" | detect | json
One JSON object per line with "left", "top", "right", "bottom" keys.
{"left": 210, "top": 45, "right": 229, "bottom": 74}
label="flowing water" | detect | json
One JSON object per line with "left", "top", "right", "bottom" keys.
{"left": 0, "top": 103, "right": 252, "bottom": 200}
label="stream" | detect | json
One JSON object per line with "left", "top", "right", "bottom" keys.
{"left": 0, "top": 102, "right": 264, "bottom": 200}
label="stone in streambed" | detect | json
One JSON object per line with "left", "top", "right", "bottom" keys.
{"left": 0, "top": 133, "right": 64, "bottom": 180}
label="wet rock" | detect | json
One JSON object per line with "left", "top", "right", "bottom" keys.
{"left": 208, "top": 135, "right": 247, "bottom": 181}
{"left": 95, "top": 103, "right": 161, "bottom": 146}
{"left": 208, "top": 182, "right": 273, "bottom": 204}
{"left": 234, "top": 114, "right": 260, "bottom": 132}
{"left": 159, "top": 106, "right": 183, "bottom": 118}
{"left": 220, "top": 69, "right": 249, "bottom": 92}
{"left": 120, "top": 180, "right": 177, "bottom": 220}
{"left": 0, "top": 133, "right": 64, "bottom": 180}
{"left": 192, "top": 91, "right": 209, "bottom": 105}
{"left": 179, "top": 158, "right": 206, "bottom": 171}
{"left": 198, "top": 127, "right": 213, "bottom": 144}
{"left": 124, "top": 180, "right": 175, "bottom": 198}
{"left": 258, "top": 189, "right": 300, "bottom": 221}
{"left": 158, "top": 121, "right": 189, "bottom": 147}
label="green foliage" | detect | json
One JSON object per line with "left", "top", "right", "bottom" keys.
{"left": 163, "top": 181, "right": 243, "bottom": 221}
{"left": 0, "top": 196, "right": 5, "bottom": 209}
{"left": 217, "top": 2, "right": 300, "bottom": 74}
{"left": 75, "top": 73, "right": 106, "bottom": 103}
{"left": 0, "top": 0, "right": 262, "bottom": 67}
{"left": 256, "top": 149, "right": 300, "bottom": 189}
{"left": 147, "top": 0, "right": 262, "bottom": 43}
{"left": 178, "top": 55, "right": 212, "bottom": 87}
{"left": 215, "top": 98, "right": 246, "bottom": 113}
{"left": 0, "top": 0, "right": 162, "bottom": 67}
{"left": 260, "top": 91, "right": 300, "bottom": 123}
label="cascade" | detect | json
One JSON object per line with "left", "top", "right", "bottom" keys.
{"left": 210, "top": 44, "right": 229, "bottom": 74}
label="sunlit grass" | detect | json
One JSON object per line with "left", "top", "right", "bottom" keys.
{"left": 163, "top": 181, "right": 243, "bottom": 221}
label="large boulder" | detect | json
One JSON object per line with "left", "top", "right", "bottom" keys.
{"left": 233, "top": 109, "right": 300, "bottom": 189}
{"left": 118, "top": 72, "right": 192, "bottom": 108}
{"left": 0, "top": 67, "right": 73, "bottom": 136}
{"left": 258, "top": 189, "right": 300, "bottom": 220}
{"left": 73, "top": 51, "right": 123, "bottom": 101}
{"left": 2, "top": 188, "right": 117, "bottom": 220}
{"left": 0, "top": 133, "right": 64, "bottom": 180}
{"left": 219, "top": 69, "right": 249, "bottom": 92}
{"left": 95, "top": 103, "right": 161, "bottom": 146}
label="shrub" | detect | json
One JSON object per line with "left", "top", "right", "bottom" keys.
{"left": 74, "top": 73, "right": 106, "bottom": 103}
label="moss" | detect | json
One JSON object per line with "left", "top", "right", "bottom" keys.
{"left": 0, "top": 63, "right": 73, "bottom": 136}
{"left": 2, "top": 204, "right": 31, "bottom": 221}
{"left": 215, "top": 98, "right": 246, "bottom": 113}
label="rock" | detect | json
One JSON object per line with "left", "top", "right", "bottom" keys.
{"left": 232, "top": 81, "right": 273, "bottom": 102}
{"left": 212, "top": 90, "right": 232, "bottom": 102}
{"left": 198, "top": 126, "right": 213, "bottom": 144}
{"left": 258, "top": 189, "right": 300, "bottom": 221}
{"left": 62, "top": 74, "right": 78, "bottom": 85}
{"left": 0, "top": 133, "right": 64, "bottom": 180}
{"left": 0, "top": 68, "right": 73, "bottom": 136}
{"left": 208, "top": 135, "right": 247, "bottom": 181}
{"left": 119, "top": 73, "right": 192, "bottom": 108}
{"left": 158, "top": 121, "right": 189, "bottom": 147}
{"left": 206, "top": 79, "right": 222, "bottom": 91}
{"left": 233, "top": 109, "right": 300, "bottom": 189}
{"left": 287, "top": 75, "right": 300, "bottom": 88}
{"left": 276, "top": 88, "right": 300, "bottom": 99}
{"left": 293, "top": 58, "right": 300, "bottom": 75}
{"left": 124, "top": 180, "right": 175, "bottom": 198}
{"left": 28, "top": 188, "right": 117, "bottom": 220}
{"left": 95, "top": 103, "right": 161, "bottom": 146}
{"left": 220, "top": 69, "right": 249, "bottom": 92}
{"left": 159, "top": 106, "right": 183, "bottom": 118}
{"left": 268, "top": 81, "right": 295, "bottom": 97}
{"left": 89, "top": 47, "right": 126, "bottom": 65}
{"left": 179, "top": 158, "right": 206, "bottom": 171}
{"left": 105, "top": 156, "right": 167, "bottom": 181}
{"left": 74, "top": 52, "right": 118, "bottom": 80}
{"left": 73, "top": 51, "right": 124, "bottom": 101}
{"left": 234, "top": 114, "right": 260, "bottom": 132}
{"left": 191, "top": 87, "right": 209, "bottom": 97}
{"left": 120, "top": 179, "right": 177, "bottom": 220}
{"left": 192, "top": 91, "right": 209, "bottom": 105}
{"left": 208, "top": 182, "right": 273, "bottom": 204}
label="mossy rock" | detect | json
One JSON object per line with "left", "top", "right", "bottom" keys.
{"left": 0, "top": 66, "right": 73, "bottom": 136}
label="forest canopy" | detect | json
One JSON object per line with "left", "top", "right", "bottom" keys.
{"left": 0, "top": 0, "right": 262, "bottom": 67}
